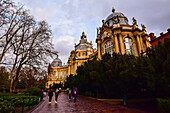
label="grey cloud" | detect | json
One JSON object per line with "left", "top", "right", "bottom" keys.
{"left": 13, "top": 0, "right": 170, "bottom": 62}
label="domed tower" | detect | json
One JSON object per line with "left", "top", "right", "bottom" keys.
{"left": 96, "top": 8, "right": 151, "bottom": 59}
{"left": 46, "top": 55, "right": 68, "bottom": 89}
{"left": 51, "top": 55, "right": 62, "bottom": 67}
{"left": 105, "top": 8, "right": 129, "bottom": 26}
{"left": 67, "top": 32, "right": 97, "bottom": 75}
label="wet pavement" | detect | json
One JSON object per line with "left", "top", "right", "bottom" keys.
{"left": 31, "top": 92, "right": 148, "bottom": 113}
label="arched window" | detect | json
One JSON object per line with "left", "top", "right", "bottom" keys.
{"left": 124, "top": 37, "right": 135, "bottom": 55}
{"left": 53, "top": 71, "right": 56, "bottom": 79}
{"left": 64, "top": 71, "right": 66, "bottom": 78}
{"left": 104, "top": 40, "right": 114, "bottom": 55}
{"left": 60, "top": 71, "right": 62, "bottom": 79}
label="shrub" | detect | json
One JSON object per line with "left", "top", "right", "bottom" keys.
{"left": 24, "top": 87, "right": 41, "bottom": 96}
{"left": 157, "top": 98, "right": 170, "bottom": 113}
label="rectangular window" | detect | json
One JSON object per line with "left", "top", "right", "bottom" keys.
{"left": 60, "top": 71, "right": 62, "bottom": 79}
{"left": 53, "top": 71, "right": 56, "bottom": 78}
{"left": 64, "top": 71, "right": 66, "bottom": 78}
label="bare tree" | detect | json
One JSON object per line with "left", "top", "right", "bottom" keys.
{"left": 11, "top": 21, "right": 57, "bottom": 92}
{"left": 0, "top": 0, "right": 58, "bottom": 92}
{"left": 0, "top": 0, "right": 27, "bottom": 63}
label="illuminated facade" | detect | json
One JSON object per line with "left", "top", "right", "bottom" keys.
{"left": 46, "top": 8, "right": 151, "bottom": 89}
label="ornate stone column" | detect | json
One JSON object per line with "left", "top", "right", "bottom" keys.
{"left": 139, "top": 36, "right": 144, "bottom": 52}
{"left": 114, "top": 34, "right": 120, "bottom": 53}
{"left": 136, "top": 35, "right": 142, "bottom": 54}
{"left": 132, "top": 39, "right": 138, "bottom": 56}
{"left": 119, "top": 33, "right": 125, "bottom": 54}
{"left": 97, "top": 39, "right": 102, "bottom": 59}
{"left": 74, "top": 61, "right": 78, "bottom": 75}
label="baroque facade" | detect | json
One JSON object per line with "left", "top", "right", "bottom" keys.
{"left": 46, "top": 8, "right": 151, "bottom": 89}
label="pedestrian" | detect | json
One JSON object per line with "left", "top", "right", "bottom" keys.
{"left": 47, "top": 89, "right": 49, "bottom": 98}
{"left": 55, "top": 88, "right": 59, "bottom": 103}
{"left": 73, "top": 87, "right": 78, "bottom": 104}
{"left": 68, "top": 88, "right": 72, "bottom": 100}
{"left": 48, "top": 89, "right": 53, "bottom": 104}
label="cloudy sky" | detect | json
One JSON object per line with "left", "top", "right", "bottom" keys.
{"left": 13, "top": 0, "right": 170, "bottom": 64}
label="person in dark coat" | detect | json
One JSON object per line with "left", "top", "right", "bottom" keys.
{"left": 48, "top": 89, "right": 53, "bottom": 103}
{"left": 73, "top": 87, "right": 78, "bottom": 104}
{"left": 55, "top": 88, "right": 59, "bottom": 103}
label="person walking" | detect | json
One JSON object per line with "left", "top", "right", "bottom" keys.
{"left": 73, "top": 87, "right": 78, "bottom": 104}
{"left": 55, "top": 88, "right": 59, "bottom": 103}
{"left": 48, "top": 89, "right": 53, "bottom": 104}
{"left": 68, "top": 88, "right": 72, "bottom": 100}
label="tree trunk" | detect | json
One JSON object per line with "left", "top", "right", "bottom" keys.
{"left": 10, "top": 77, "right": 13, "bottom": 93}
{"left": 13, "top": 64, "right": 22, "bottom": 92}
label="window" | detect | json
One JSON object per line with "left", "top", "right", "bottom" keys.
{"left": 124, "top": 37, "right": 135, "bottom": 55}
{"left": 60, "top": 71, "right": 62, "bottom": 79}
{"left": 53, "top": 71, "right": 56, "bottom": 79}
{"left": 104, "top": 40, "right": 114, "bottom": 55}
{"left": 64, "top": 71, "right": 66, "bottom": 78}
{"left": 79, "top": 53, "right": 80, "bottom": 56}
{"left": 82, "top": 53, "right": 84, "bottom": 56}
{"left": 86, "top": 52, "right": 87, "bottom": 56}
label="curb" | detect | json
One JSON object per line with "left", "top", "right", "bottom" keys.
{"left": 25, "top": 97, "right": 47, "bottom": 113}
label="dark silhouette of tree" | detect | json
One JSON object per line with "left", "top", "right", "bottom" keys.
{"left": 65, "top": 39, "right": 170, "bottom": 98}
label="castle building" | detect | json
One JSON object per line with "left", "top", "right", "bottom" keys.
{"left": 46, "top": 8, "right": 151, "bottom": 89}
{"left": 46, "top": 32, "right": 97, "bottom": 88}
{"left": 149, "top": 28, "right": 170, "bottom": 48}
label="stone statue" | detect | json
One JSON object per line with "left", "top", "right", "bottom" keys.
{"left": 81, "top": 32, "right": 86, "bottom": 39}
{"left": 117, "top": 15, "right": 120, "bottom": 23}
{"left": 132, "top": 17, "right": 137, "bottom": 25}
{"left": 141, "top": 24, "right": 146, "bottom": 31}
{"left": 102, "top": 20, "right": 107, "bottom": 28}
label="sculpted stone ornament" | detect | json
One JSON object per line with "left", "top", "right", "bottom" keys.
{"left": 81, "top": 32, "right": 86, "bottom": 39}
{"left": 112, "top": 7, "right": 115, "bottom": 13}
{"left": 102, "top": 20, "right": 108, "bottom": 28}
{"left": 132, "top": 17, "right": 137, "bottom": 25}
{"left": 141, "top": 24, "right": 146, "bottom": 31}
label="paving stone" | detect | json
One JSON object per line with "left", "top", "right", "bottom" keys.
{"left": 31, "top": 92, "right": 148, "bottom": 113}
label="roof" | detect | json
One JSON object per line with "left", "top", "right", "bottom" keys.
{"left": 51, "top": 56, "right": 62, "bottom": 67}
{"left": 104, "top": 8, "right": 129, "bottom": 26}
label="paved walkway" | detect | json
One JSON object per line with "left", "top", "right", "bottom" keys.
{"left": 31, "top": 92, "right": 148, "bottom": 113}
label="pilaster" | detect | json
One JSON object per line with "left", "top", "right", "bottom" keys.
{"left": 119, "top": 33, "right": 125, "bottom": 54}
{"left": 114, "top": 34, "right": 120, "bottom": 53}
{"left": 140, "top": 36, "right": 144, "bottom": 52}
{"left": 97, "top": 39, "right": 102, "bottom": 59}
{"left": 137, "top": 35, "right": 142, "bottom": 54}
{"left": 133, "top": 40, "right": 138, "bottom": 56}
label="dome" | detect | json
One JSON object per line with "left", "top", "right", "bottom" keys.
{"left": 51, "top": 56, "right": 62, "bottom": 67}
{"left": 104, "top": 8, "right": 129, "bottom": 26}
{"left": 75, "top": 32, "right": 93, "bottom": 50}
